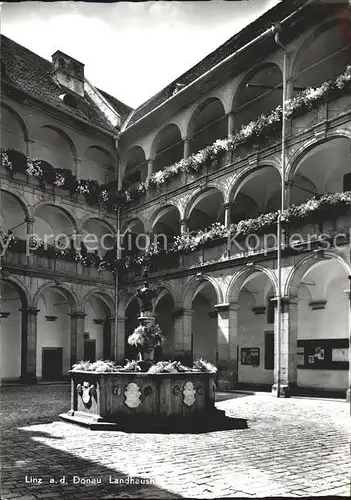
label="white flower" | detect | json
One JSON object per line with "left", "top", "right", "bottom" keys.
{"left": 54, "top": 173, "right": 65, "bottom": 187}
{"left": 1, "top": 151, "right": 12, "bottom": 170}
{"left": 26, "top": 159, "right": 42, "bottom": 178}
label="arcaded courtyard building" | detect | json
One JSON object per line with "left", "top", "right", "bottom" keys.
{"left": 1, "top": 0, "right": 350, "bottom": 397}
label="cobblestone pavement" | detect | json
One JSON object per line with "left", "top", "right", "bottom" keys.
{"left": 1, "top": 385, "right": 350, "bottom": 499}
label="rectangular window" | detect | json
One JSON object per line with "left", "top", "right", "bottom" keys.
{"left": 265, "top": 332, "right": 274, "bottom": 370}
{"left": 343, "top": 173, "right": 351, "bottom": 191}
{"left": 267, "top": 296, "right": 275, "bottom": 324}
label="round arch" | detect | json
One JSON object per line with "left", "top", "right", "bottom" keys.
{"left": 187, "top": 97, "right": 226, "bottom": 155}
{"left": 284, "top": 250, "right": 351, "bottom": 298}
{"left": 292, "top": 18, "right": 351, "bottom": 90}
{"left": 226, "top": 264, "right": 278, "bottom": 304}
{"left": 33, "top": 202, "right": 78, "bottom": 233}
{"left": 1, "top": 189, "right": 30, "bottom": 238}
{"left": 1, "top": 102, "right": 29, "bottom": 151}
{"left": 122, "top": 145, "right": 147, "bottom": 188}
{"left": 183, "top": 274, "right": 223, "bottom": 310}
{"left": 232, "top": 62, "right": 282, "bottom": 130}
{"left": 82, "top": 289, "right": 114, "bottom": 312}
{"left": 286, "top": 132, "right": 351, "bottom": 183}
{"left": 80, "top": 216, "right": 115, "bottom": 235}
{"left": 40, "top": 125, "right": 77, "bottom": 157}
{"left": 1, "top": 275, "right": 30, "bottom": 307}
{"left": 33, "top": 282, "right": 79, "bottom": 309}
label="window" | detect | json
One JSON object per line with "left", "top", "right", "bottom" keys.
{"left": 265, "top": 332, "right": 274, "bottom": 370}
{"left": 343, "top": 173, "right": 351, "bottom": 192}
{"left": 267, "top": 295, "right": 275, "bottom": 324}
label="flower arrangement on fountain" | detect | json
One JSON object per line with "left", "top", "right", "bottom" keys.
{"left": 127, "top": 323, "right": 165, "bottom": 355}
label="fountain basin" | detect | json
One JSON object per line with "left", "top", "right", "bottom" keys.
{"left": 59, "top": 370, "right": 232, "bottom": 431}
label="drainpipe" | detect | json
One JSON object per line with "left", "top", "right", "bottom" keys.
{"left": 272, "top": 23, "right": 288, "bottom": 398}
{"left": 113, "top": 131, "right": 121, "bottom": 362}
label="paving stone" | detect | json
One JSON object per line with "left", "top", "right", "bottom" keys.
{"left": 1, "top": 385, "right": 350, "bottom": 499}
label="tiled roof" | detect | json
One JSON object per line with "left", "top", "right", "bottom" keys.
{"left": 0, "top": 34, "right": 133, "bottom": 132}
{"left": 125, "top": 0, "right": 309, "bottom": 128}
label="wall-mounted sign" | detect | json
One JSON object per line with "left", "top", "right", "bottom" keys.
{"left": 297, "top": 339, "right": 349, "bottom": 370}
{"left": 332, "top": 348, "right": 349, "bottom": 363}
{"left": 241, "top": 347, "right": 260, "bottom": 366}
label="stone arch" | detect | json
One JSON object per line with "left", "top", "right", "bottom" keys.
{"left": 1, "top": 189, "right": 31, "bottom": 238}
{"left": 83, "top": 145, "right": 116, "bottom": 184}
{"left": 34, "top": 125, "right": 76, "bottom": 172}
{"left": 284, "top": 250, "right": 351, "bottom": 299}
{"left": 286, "top": 133, "right": 351, "bottom": 203}
{"left": 150, "top": 122, "right": 183, "bottom": 160}
{"left": 184, "top": 186, "right": 225, "bottom": 230}
{"left": 153, "top": 281, "right": 178, "bottom": 310}
{"left": 291, "top": 17, "right": 351, "bottom": 90}
{"left": 226, "top": 264, "right": 278, "bottom": 304}
{"left": 227, "top": 162, "right": 282, "bottom": 221}
{"left": 118, "top": 289, "right": 137, "bottom": 317}
{"left": 33, "top": 282, "right": 79, "bottom": 309}
{"left": 232, "top": 62, "right": 283, "bottom": 129}
{"left": 1, "top": 102, "right": 29, "bottom": 151}
{"left": 122, "top": 145, "right": 147, "bottom": 188}
{"left": 183, "top": 274, "right": 223, "bottom": 310}
{"left": 79, "top": 215, "right": 115, "bottom": 235}
{"left": 82, "top": 288, "right": 114, "bottom": 312}
{"left": 33, "top": 202, "right": 78, "bottom": 232}
{"left": 2, "top": 275, "right": 31, "bottom": 307}
{"left": 187, "top": 97, "right": 227, "bottom": 155}
{"left": 286, "top": 132, "right": 351, "bottom": 182}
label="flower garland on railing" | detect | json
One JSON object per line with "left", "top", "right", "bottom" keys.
{"left": 1, "top": 65, "right": 351, "bottom": 209}
{"left": 2, "top": 192, "right": 350, "bottom": 273}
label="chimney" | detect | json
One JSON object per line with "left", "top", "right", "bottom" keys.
{"left": 52, "top": 50, "right": 85, "bottom": 97}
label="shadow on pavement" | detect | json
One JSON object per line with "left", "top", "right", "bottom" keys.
{"left": 1, "top": 425, "right": 182, "bottom": 500}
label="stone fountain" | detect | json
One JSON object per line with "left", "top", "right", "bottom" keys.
{"left": 60, "top": 279, "right": 246, "bottom": 431}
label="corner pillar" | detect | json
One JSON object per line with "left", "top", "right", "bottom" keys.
{"left": 215, "top": 302, "right": 239, "bottom": 390}
{"left": 227, "top": 112, "right": 235, "bottom": 137}
{"left": 271, "top": 296, "right": 298, "bottom": 397}
{"left": 147, "top": 159, "right": 154, "bottom": 177}
{"left": 183, "top": 137, "right": 191, "bottom": 159}
{"left": 224, "top": 203, "right": 233, "bottom": 228}
{"left": 69, "top": 311, "right": 86, "bottom": 367}
{"left": 20, "top": 307, "right": 39, "bottom": 383}
{"left": 174, "top": 308, "right": 194, "bottom": 366}
{"left": 110, "top": 315, "right": 126, "bottom": 364}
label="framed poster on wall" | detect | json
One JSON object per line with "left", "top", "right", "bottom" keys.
{"left": 241, "top": 347, "right": 260, "bottom": 366}
{"left": 297, "top": 339, "right": 349, "bottom": 370}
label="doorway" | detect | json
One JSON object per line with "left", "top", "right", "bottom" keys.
{"left": 42, "top": 348, "right": 63, "bottom": 380}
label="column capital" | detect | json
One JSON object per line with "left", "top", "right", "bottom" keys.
{"left": 25, "top": 217, "right": 35, "bottom": 224}
{"left": 215, "top": 302, "right": 240, "bottom": 312}
{"left": 20, "top": 307, "right": 40, "bottom": 316}
{"left": 270, "top": 296, "right": 298, "bottom": 306}
{"left": 252, "top": 306, "right": 267, "bottom": 315}
{"left": 224, "top": 202, "right": 233, "bottom": 209}
{"left": 69, "top": 311, "right": 87, "bottom": 319}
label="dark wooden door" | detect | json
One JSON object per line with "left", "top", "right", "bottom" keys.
{"left": 84, "top": 339, "right": 96, "bottom": 362}
{"left": 42, "top": 348, "right": 63, "bottom": 380}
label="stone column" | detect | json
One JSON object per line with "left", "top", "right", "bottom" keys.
{"left": 215, "top": 303, "right": 239, "bottom": 390}
{"left": 173, "top": 308, "right": 194, "bottom": 366}
{"left": 227, "top": 112, "right": 235, "bottom": 137}
{"left": 110, "top": 315, "right": 126, "bottom": 364}
{"left": 20, "top": 307, "right": 39, "bottom": 383}
{"left": 73, "top": 157, "right": 81, "bottom": 178}
{"left": 272, "top": 296, "right": 298, "bottom": 397}
{"left": 25, "top": 217, "right": 35, "bottom": 265}
{"left": 69, "top": 311, "right": 86, "bottom": 367}
{"left": 224, "top": 203, "right": 233, "bottom": 228}
{"left": 26, "top": 138, "right": 34, "bottom": 158}
{"left": 147, "top": 159, "right": 154, "bottom": 177}
{"left": 180, "top": 219, "right": 188, "bottom": 235}
{"left": 183, "top": 137, "right": 191, "bottom": 159}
